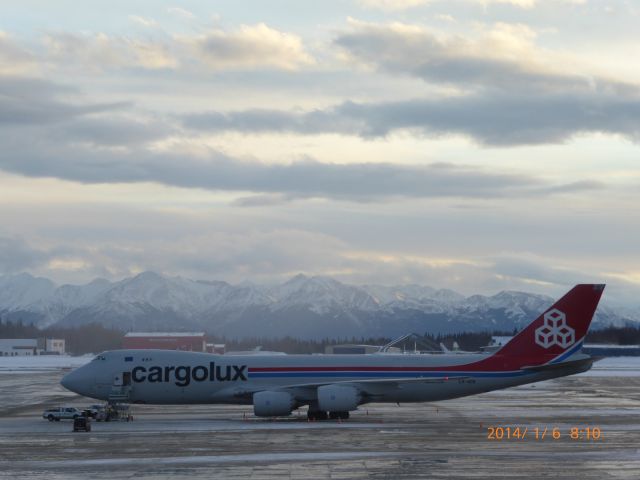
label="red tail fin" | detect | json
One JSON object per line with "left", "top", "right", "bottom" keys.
{"left": 497, "top": 284, "right": 605, "bottom": 363}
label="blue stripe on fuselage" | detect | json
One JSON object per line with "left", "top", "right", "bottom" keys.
{"left": 548, "top": 340, "right": 584, "bottom": 364}
{"left": 248, "top": 370, "right": 529, "bottom": 379}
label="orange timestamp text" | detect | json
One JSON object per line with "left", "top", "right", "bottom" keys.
{"left": 486, "top": 425, "right": 602, "bottom": 441}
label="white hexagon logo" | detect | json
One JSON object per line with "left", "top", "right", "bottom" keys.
{"left": 535, "top": 309, "right": 575, "bottom": 349}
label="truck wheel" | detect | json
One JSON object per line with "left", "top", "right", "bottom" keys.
{"left": 47, "top": 415, "right": 54, "bottom": 422}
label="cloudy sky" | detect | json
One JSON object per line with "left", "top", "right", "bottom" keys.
{"left": 0, "top": 0, "right": 638, "bottom": 304}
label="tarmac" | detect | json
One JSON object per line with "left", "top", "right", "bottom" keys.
{"left": 0, "top": 364, "right": 639, "bottom": 479}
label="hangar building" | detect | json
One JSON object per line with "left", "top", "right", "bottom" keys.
{"left": 122, "top": 332, "right": 207, "bottom": 352}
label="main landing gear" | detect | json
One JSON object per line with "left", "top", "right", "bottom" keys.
{"left": 307, "top": 410, "right": 350, "bottom": 421}
{"left": 329, "top": 411, "right": 349, "bottom": 420}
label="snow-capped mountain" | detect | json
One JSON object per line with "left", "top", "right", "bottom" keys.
{"left": 0, "top": 272, "right": 637, "bottom": 338}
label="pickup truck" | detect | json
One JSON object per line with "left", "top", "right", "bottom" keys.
{"left": 42, "top": 407, "right": 84, "bottom": 421}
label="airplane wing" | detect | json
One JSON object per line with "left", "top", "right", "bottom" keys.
{"left": 213, "top": 375, "right": 470, "bottom": 402}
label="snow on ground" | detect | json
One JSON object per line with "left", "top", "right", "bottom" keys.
{"left": 579, "top": 356, "right": 640, "bottom": 377}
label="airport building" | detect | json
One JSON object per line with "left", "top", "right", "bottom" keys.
{"left": 582, "top": 344, "right": 640, "bottom": 356}
{"left": 206, "top": 343, "right": 226, "bottom": 354}
{"left": 0, "top": 338, "right": 66, "bottom": 356}
{"left": 324, "top": 344, "right": 404, "bottom": 354}
{"left": 0, "top": 339, "right": 38, "bottom": 356}
{"left": 483, "top": 336, "right": 640, "bottom": 356}
{"left": 325, "top": 344, "right": 383, "bottom": 354}
{"left": 122, "top": 332, "right": 208, "bottom": 352}
{"left": 43, "top": 338, "right": 66, "bottom": 355}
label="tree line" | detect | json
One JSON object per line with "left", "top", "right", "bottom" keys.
{"left": 1, "top": 318, "right": 639, "bottom": 355}
{"left": 0, "top": 319, "right": 124, "bottom": 355}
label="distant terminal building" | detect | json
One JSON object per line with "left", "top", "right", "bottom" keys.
{"left": 122, "top": 332, "right": 208, "bottom": 352}
{"left": 325, "top": 344, "right": 398, "bottom": 355}
{"left": 0, "top": 339, "right": 38, "bottom": 356}
{"left": 39, "top": 338, "right": 66, "bottom": 355}
{"left": 47, "top": 338, "right": 66, "bottom": 354}
{"left": 206, "top": 343, "right": 226, "bottom": 354}
{"left": 481, "top": 336, "right": 513, "bottom": 353}
{"left": 0, "top": 338, "right": 65, "bottom": 356}
{"left": 482, "top": 336, "right": 640, "bottom": 357}
{"left": 582, "top": 344, "right": 640, "bottom": 357}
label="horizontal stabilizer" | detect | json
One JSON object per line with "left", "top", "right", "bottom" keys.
{"left": 522, "top": 356, "right": 595, "bottom": 373}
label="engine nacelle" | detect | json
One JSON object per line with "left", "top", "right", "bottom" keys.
{"left": 317, "top": 384, "right": 360, "bottom": 412}
{"left": 253, "top": 390, "right": 295, "bottom": 417}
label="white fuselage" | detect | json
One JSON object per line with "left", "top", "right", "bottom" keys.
{"left": 61, "top": 349, "right": 584, "bottom": 406}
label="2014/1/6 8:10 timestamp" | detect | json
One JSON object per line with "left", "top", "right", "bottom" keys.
{"left": 486, "top": 426, "right": 602, "bottom": 441}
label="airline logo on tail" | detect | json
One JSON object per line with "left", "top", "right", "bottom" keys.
{"left": 535, "top": 309, "right": 575, "bottom": 349}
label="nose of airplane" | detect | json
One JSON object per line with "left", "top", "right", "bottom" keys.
{"left": 61, "top": 367, "right": 89, "bottom": 395}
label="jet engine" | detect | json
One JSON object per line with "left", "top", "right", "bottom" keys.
{"left": 317, "top": 384, "right": 361, "bottom": 412}
{"left": 253, "top": 390, "right": 296, "bottom": 417}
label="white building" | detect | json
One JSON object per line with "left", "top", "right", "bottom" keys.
{"left": 45, "top": 338, "right": 65, "bottom": 355}
{"left": 0, "top": 339, "right": 38, "bottom": 356}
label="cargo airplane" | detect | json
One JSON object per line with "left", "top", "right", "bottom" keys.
{"left": 62, "top": 284, "right": 604, "bottom": 420}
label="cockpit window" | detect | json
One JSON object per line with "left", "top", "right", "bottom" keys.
{"left": 92, "top": 355, "right": 106, "bottom": 361}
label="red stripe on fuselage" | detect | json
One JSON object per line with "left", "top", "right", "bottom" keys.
{"left": 247, "top": 355, "right": 556, "bottom": 373}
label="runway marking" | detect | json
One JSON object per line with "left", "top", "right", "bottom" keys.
{"left": 24, "top": 451, "right": 400, "bottom": 467}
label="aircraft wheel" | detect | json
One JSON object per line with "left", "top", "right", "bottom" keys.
{"left": 307, "top": 410, "right": 328, "bottom": 421}
{"left": 329, "top": 411, "right": 350, "bottom": 420}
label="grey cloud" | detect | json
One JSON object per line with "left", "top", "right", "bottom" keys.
{"left": 538, "top": 180, "right": 605, "bottom": 195}
{"left": 232, "top": 194, "right": 291, "bottom": 207}
{"left": 334, "top": 22, "right": 638, "bottom": 96}
{"left": 0, "top": 76, "right": 170, "bottom": 147}
{"left": 0, "top": 76, "right": 607, "bottom": 199}
{"left": 0, "top": 236, "right": 51, "bottom": 273}
{"left": 488, "top": 254, "right": 589, "bottom": 286}
{"left": 183, "top": 92, "right": 640, "bottom": 145}
{"left": 0, "top": 76, "right": 612, "bottom": 200}
{"left": 51, "top": 115, "right": 176, "bottom": 147}
{"left": 483, "top": 254, "right": 640, "bottom": 306}
{"left": 0, "top": 134, "right": 550, "bottom": 200}
{"left": 0, "top": 76, "right": 129, "bottom": 126}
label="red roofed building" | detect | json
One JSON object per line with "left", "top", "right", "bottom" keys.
{"left": 122, "top": 332, "right": 207, "bottom": 352}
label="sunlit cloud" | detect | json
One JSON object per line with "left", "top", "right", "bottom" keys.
{"left": 0, "top": 1, "right": 637, "bottom": 308}
{"left": 357, "top": 0, "right": 584, "bottom": 11}
{"left": 183, "top": 23, "right": 314, "bottom": 71}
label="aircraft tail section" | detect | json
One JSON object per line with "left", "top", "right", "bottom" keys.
{"left": 491, "top": 284, "right": 605, "bottom": 369}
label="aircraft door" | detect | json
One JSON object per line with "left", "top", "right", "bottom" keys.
{"left": 113, "top": 372, "right": 132, "bottom": 386}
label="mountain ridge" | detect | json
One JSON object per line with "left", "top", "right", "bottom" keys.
{"left": 0, "top": 272, "right": 637, "bottom": 339}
